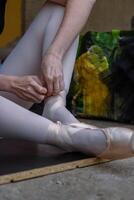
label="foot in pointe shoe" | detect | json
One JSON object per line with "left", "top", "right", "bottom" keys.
{"left": 48, "top": 121, "right": 134, "bottom": 160}
{"left": 97, "top": 127, "right": 134, "bottom": 160}
{"left": 47, "top": 121, "right": 99, "bottom": 153}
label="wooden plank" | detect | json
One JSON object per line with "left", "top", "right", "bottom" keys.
{"left": 0, "top": 158, "right": 110, "bottom": 185}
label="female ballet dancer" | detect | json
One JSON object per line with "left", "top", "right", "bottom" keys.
{"left": 0, "top": 0, "right": 134, "bottom": 160}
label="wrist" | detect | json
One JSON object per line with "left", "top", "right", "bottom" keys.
{"left": 0, "top": 75, "right": 17, "bottom": 92}
{"left": 45, "top": 46, "right": 65, "bottom": 60}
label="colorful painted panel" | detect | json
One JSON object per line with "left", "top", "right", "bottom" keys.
{"left": 67, "top": 30, "right": 134, "bottom": 123}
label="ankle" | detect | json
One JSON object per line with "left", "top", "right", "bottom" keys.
{"left": 43, "top": 99, "right": 63, "bottom": 120}
{"left": 43, "top": 91, "right": 66, "bottom": 120}
{"left": 47, "top": 122, "right": 61, "bottom": 144}
{"left": 47, "top": 121, "right": 70, "bottom": 150}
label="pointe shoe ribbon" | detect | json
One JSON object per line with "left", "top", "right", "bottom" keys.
{"left": 55, "top": 121, "right": 99, "bottom": 153}
{"left": 64, "top": 122, "right": 98, "bottom": 129}
{"left": 48, "top": 121, "right": 76, "bottom": 152}
{"left": 48, "top": 121, "right": 98, "bottom": 152}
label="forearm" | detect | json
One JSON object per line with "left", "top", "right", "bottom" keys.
{"left": 0, "top": 74, "right": 15, "bottom": 92}
{"left": 47, "top": 0, "right": 96, "bottom": 59}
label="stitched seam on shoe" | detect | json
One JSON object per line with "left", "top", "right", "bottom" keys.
{"left": 97, "top": 128, "right": 111, "bottom": 158}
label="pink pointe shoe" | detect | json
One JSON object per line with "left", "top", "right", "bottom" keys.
{"left": 48, "top": 121, "right": 134, "bottom": 160}
{"left": 98, "top": 127, "right": 134, "bottom": 159}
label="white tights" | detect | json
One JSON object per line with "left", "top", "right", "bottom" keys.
{"left": 0, "top": 2, "right": 107, "bottom": 155}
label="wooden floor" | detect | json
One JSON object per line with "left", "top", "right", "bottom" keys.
{"left": 0, "top": 148, "right": 88, "bottom": 176}
{"left": 0, "top": 139, "right": 110, "bottom": 185}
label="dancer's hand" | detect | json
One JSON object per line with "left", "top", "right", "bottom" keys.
{"left": 41, "top": 53, "right": 65, "bottom": 96}
{"left": 11, "top": 75, "right": 47, "bottom": 103}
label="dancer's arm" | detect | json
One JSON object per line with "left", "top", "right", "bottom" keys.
{"left": 47, "top": 0, "right": 96, "bottom": 57}
{"left": 0, "top": 75, "right": 47, "bottom": 102}
{"left": 41, "top": 0, "right": 96, "bottom": 96}
{"left": 0, "top": 74, "right": 13, "bottom": 92}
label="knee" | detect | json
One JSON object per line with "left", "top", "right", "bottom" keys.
{"left": 42, "top": 2, "right": 65, "bottom": 21}
{"left": 32, "top": 2, "right": 65, "bottom": 39}
{"left": 45, "top": 2, "right": 65, "bottom": 29}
